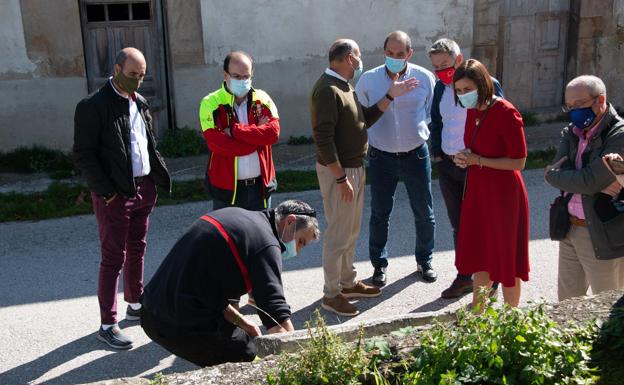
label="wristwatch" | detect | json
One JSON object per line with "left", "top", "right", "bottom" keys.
{"left": 385, "top": 92, "right": 394, "bottom": 101}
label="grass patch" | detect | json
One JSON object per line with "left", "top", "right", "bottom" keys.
{"left": 0, "top": 149, "right": 557, "bottom": 222}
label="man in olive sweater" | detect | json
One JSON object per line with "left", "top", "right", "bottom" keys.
{"left": 310, "top": 38, "right": 418, "bottom": 316}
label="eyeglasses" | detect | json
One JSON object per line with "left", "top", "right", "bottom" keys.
{"left": 228, "top": 72, "right": 252, "bottom": 81}
{"left": 562, "top": 95, "right": 599, "bottom": 113}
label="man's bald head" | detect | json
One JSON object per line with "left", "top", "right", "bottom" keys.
{"left": 329, "top": 39, "right": 359, "bottom": 63}
{"left": 115, "top": 47, "right": 146, "bottom": 69}
{"left": 223, "top": 51, "right": 254, "bottom": 73}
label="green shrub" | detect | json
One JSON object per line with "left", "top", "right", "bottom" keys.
{"left": 157, "top": 127, "right": 206, "bottom": 158}
{"left": 593, "top": 306, "right": 624, "bottom": 384}
{"left": 521, "top": 111, "right": 540, "bottom": 126}
{"left": 0, "top": 146, "right": 75, "bottom": 174}
{"left": 403, "top": 301, "right": 599, "bottom": 385}
{"left": 266, "top": 310, "right": 368, "bottom": 385}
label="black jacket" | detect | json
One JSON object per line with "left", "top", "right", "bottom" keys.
{"left": 142, "top": 208, "right": 290, "bottom": 331}
{"left": 73, "top": 81, "right": 170, "bottom": 198}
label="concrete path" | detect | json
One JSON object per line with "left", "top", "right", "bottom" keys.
{"left": 0, "top": 169, "right": 562, "bottom": 385}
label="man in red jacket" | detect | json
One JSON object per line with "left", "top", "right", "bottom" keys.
{"left": 199, "top": 51, "right": 280, "bottom": 211}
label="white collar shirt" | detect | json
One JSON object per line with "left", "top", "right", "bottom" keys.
{"left": 109, "top": 78, "right": 150, "bottom": 177}
{"left": 439, "top": 84, "right": 467, "bottom": 155}
{"left": 233, "top": 99, "right": 261, "bottom": 180}
{"left": 355, "top": 63, "right": 435, "bottom": 152}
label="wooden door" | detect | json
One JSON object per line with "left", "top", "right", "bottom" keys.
{"left": 79, "top": 0, "right": 169, "bottom": 134}
{"left": 499, "top": 1, "right": 569, "bottom": 110}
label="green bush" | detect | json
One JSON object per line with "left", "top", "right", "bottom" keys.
{"left": 521, "top": 111, "right": 540, "bottom": 126}
{"left": 403, "top": 301, "right": 599, "bottom": 385}
{"left": 593, "top": 306, "right": 624, "bottom": 384}
{"left": 0, "top": 146, "right": 75, "bottom": 174}
{"left": 266, "top": 310, "right": 368, "bottom": 385}
{"left": 157, "top": 127, "right": 207, "bottom": 158}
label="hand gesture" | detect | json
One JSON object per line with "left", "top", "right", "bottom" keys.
{"left": 389, "top": 77, "right": 419, "bottom": 98}
{"left": 258, "top": 115, "right": 270, "bottom": 125}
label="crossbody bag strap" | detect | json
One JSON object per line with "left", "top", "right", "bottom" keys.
{"left": 200, "top": 215, "right": 252, "bottom": 293}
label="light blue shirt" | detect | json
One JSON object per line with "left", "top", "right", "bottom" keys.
{"left": 355, "top": 63, "right": 435, "bottom": 152}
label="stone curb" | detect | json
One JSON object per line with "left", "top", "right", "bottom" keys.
{"left": 255, "top": 309, "right": 456, "bottom": 357}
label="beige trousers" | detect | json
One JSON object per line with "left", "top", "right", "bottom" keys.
{"left": 558, "top": 224, "right": 624, "bottom": 301}
{"left": 316, "top": 163, "right": 366, "bottom": 298}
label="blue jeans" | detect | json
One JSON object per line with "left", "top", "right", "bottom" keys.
{"left": 368, "top": 144, "right": 435, "bottom": 267}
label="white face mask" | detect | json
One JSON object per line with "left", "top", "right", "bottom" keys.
{"left": 280, "top": 221, "right": 297, "bottom": 260}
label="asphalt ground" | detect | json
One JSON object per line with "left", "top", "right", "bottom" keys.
{"left": 0, "top": 168, "right": 565, "bottom": 385}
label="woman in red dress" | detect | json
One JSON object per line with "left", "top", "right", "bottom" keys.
{"left": 452, "top": 59, "right": 529, "bottom": 308}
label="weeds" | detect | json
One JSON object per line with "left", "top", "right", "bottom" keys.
{"left": 266, "top": 309, "right": 368, "bottom": 385}
{"left": 521, "top": 110, "right": 540, "bottom": 126}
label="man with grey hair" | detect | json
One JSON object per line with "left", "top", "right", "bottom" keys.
{"left": 74, "top": 47, "right": 170, "bottom": 349}
{"left": 355, "top": 30, "right": 436, "bottom": 287}
{"left": 427, "top": 38, "right": 504, "bottom": 298}
{"left": 545, "top": 74, "right": 624, "bottom": 301}
{"left": 310, "top": 38, "right": 418, "bottom": 316}
{"left": 141, "top": 199, "right": 319, "bottom": 366}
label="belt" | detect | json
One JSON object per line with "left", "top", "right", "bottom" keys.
{"left": 374, "top": 143, "right": 424, "bottom": 157}
{"left": 237, "top": 176, "right": 261, "bottom": 186}
{"left": 134, "top": 176, "right": 149, "bottom": 184}
{"left": 570, "top": 215, "right": 587, "bottom": 227}
{"left": 441, "top": 153, "right": 456, "bottom": 162}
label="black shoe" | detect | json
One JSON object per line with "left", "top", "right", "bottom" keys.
{"left": 417, "top": 263, "right": 437, "bottom": 283}
{"left": 372, "top": 266, "right": 387, "bottom": 287}
{"left": 125, "top": 305, "right": 141, "bottom": 321}
{"left": 97, "top": 326, "right": 133, "bottom": 350}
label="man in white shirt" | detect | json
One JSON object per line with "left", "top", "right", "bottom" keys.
{"left": 355, "top": 31, "right": 437, "bottom": 286}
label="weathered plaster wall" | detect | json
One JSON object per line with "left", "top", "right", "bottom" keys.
{"left": 168, "top": 0, "right": 474, "bottom": 138}
{"left": 0, "top": 0, "right": 87, "bottom": 151}
{"left": 571, "top": 0, "right": 624, "bottom": 108}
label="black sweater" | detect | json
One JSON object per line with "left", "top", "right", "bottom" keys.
{"left": 142, "top": 208, "right": 290, "bottom": 330}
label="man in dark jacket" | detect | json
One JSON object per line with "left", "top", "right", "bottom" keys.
{"left": 428, "top": 38, "right": 504, "bottom": 299}
{"left": 73, "top": 47, "right": 170, "bottom": 350}
{"left": 545, "top": 75, "right": 624, "bottom": 301}
{"left": 140, "top": 200, "right": 320, "bottom": 366}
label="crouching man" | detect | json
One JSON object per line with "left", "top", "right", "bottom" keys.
{"left": 140, "top": 200, "right": 319, "bottom": 366}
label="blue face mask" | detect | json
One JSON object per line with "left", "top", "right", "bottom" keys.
{"left": 458, "top": 89, "right": 478, "bottom": 109}
{"left": 228, "top": 78, "right": 252, "bottom": 97}
{"left": 385, "top": 56, "right": 406, "bottom": 74}
{"left": 353, "top": 56, "right": 363, "bottom": 78}
{"left": 281, "top": 222, "right": 298, "bottom": 260}
{"left": 569, "top": 107, "right": 596, "bottom": 129}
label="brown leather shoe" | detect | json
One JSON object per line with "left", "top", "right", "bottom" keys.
{"left": 341, "top": 280, "right": 382, "bottom": 298}
{"left": 441, "top": 278, "right": 473, "bottom": 299}
{"left": 321, "top": 294, "right": 359, "bottom": 316}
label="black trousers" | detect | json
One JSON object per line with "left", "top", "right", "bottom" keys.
{"left": 140, "top": 307, "right": 256, "bottom": 367}
{"left": 437, "top": 156, "right": 466, "bottom": 248}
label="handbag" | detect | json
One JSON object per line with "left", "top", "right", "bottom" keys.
{"left": 549, "top": 191, "right": 573, "bottom": 240}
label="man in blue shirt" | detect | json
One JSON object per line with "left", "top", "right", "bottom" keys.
{"left": 428, "top": 38, "right": 504, "bottom": 298}
{"left": 355, "top": 31, "right": 436, "bottom": 286}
